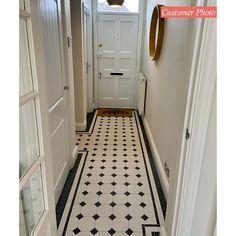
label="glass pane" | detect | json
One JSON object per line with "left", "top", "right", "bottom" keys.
{"left": 98, "top": 0, "right": 139, "bottom": 13}
{"left": 20, "top": 100, "right": 40, "bottom": 177}
{"left": 20, "top": 0, "right": 25, "bottom": 9}
{"left": 20, "top": 167, "right": 45, "bottom": 236}
{"left": 20, "top": 18, "right": 33, "bottom": 97}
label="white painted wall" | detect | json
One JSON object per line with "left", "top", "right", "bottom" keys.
{"left": 71, "top": 0, "right": 87, "bottom": 131}
{"left": 141, "top": 0, "right": 198, "bottom": 234}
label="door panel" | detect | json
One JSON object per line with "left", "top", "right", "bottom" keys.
{"left": 98, "top": 14, "right": 139, "bottom": 108}
{"left": 51, "top": 121, "right": 67, "bottom": 187}
{"left": 38, "top": 0, "right": 70, "bottom": 203}
{"left": 39, "top": 0, "right": 64, "bottom": 108}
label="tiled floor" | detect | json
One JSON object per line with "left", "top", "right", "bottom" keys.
{"left": 58, "top": 111, "right": 165, "bottom": 236}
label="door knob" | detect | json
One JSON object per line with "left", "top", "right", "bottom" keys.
{"left": 64, "top": 85, "right": 70, "bottom": 90}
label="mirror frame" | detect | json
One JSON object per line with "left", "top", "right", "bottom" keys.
{"left": 149, "top": 5, "right": 165, "bottom": 60}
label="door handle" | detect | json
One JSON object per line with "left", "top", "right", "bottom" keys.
{"left": 99, "top": 72, "right": 102, "bottom": 79}
{"left": 64, "top": 85, "right": 70, "bottom": 90}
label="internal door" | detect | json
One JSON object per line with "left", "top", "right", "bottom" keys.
{"left": 19, "top": 0, "right": 56, "bottom": 235}
{"left": 97, "top": 14, "right": 139, "bottom": 108}
{"left": 38, "top": 0, "right": 70, "bottom": 202}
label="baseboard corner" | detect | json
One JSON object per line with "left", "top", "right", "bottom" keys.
{"left": 76, "top": 120, "right": 87, "bottom": 131}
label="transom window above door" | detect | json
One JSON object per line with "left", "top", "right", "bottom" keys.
{"left": 97, "top": 0, "right": 139, "bottom": 13}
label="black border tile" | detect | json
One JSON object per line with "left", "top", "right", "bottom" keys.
{"left": 138, "top": 114, "right": 167, "bottom": 218}
{"left": 56, "top": 153, "right": 82, "bottom": 227}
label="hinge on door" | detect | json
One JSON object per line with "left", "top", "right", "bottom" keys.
{"left": 185, "top": 128, "right": 190, "bottom": 140}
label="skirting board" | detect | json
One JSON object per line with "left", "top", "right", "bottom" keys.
{"left": 54, "top": 162, "right": 70, "bottom": 204}
{"left": 75, "top": 120, "right": 87, "bottom": 131}
{"left": 142, "top": 117, "right": 169, "bottom": 198}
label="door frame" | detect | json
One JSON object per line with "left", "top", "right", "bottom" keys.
{"left": 60, "top": 0, "right": 78, "bottom": 167}
{"left": 92, "top": 0, "right": 145, "bottom": 109}
{"left": 170, "top": 0, "right": 216, "bottom": 235}
{"left": 83, "top": 3, "right": 94, "bottom": 113}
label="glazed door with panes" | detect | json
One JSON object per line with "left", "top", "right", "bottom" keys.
{"left": 19, "top": 0, "right": 57, "bottom": 235}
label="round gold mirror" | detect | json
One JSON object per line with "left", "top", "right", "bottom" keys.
{"left": 149, "top": 5, "right": 165, "bottom": 60}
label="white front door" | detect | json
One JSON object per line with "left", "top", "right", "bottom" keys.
{"left": 38, "top": 0, "right": 70, "bottom": 202}
{"left": 97, "top": 14, "right": 139, "bottom": 108}
{"left": 19, "top": 0, "right": 57, "bottom": 235}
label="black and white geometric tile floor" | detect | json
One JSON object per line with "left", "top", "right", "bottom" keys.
{"left": 58, "top": 111, "right": 165, "bottom": 236}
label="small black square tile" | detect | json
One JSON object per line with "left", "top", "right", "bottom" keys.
{"left": 90, "top": 228, "right": 98, "bottom": 235}
{"left": 125, "top": 214, "right": 133, "bottom": 221}
{"left": 138, "top": 191, "right": 145, "bottom": 197}
{"left": 125, "top": 202, "right": 131, "bottom": 208}
{"left": 141, "top": 214, "right": 148, "bottom": 221}
{"left": 76, "top": 213, "right": 84, "bottom": 220}
{"left": 82, "top": 191, "right": 88, "bottom": 196}
{"left": 79, "top": 201, "right": 86, "bottom": 207}
{"left": 96, "top": 191, "right": 102, "bottom": 196}
{"left": 73, "top": 228, "right": 80, "bottom": 234}
{"left": 110, "top": 202, "right": 116, "bottom": 207}
{"left": 108, "top": 228, "right": 116, "bottom": 235}
{"left": 140, "top": 202, "right": 146, "bottom": 208}
{"left": 110, "top": 191, "right": 117, "bottom": 196}
{"left": 109, "top": 214, "right": 116, "bottom": 220}
{"left": 93, "top": 214, "right": 100, "bottom": 220}
{"left": 126, "top": 229, "right": 133, "bottom": 235}
{"left": 95, "top": 202, "right": 101, "bottom": 207}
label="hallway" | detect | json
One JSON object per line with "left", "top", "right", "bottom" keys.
{"left": 57, "top": 110, "right": 165, "bottom": 235}
{"left": 18, "top": 0, "right": 217, "bottom": 235}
